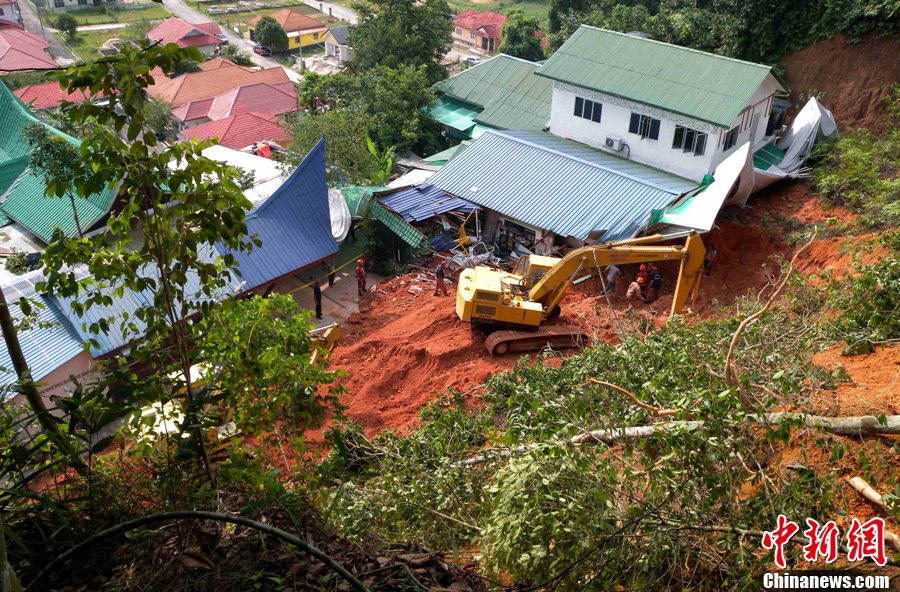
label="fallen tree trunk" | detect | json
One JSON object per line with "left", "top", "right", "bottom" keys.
{"left": 456, "top": 414, "right": 900, "bottom": 467}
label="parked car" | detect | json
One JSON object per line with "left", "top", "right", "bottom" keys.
{"left": 216, "top": 32, "right": 228, "bottom": 44}
{"left": 464, "top": 57, "right": 482, "bottom": 67}
{"left": 226, "top": 6, "right": 238, "bottom": 13}
{"left": 253, "top": 45, "right": 271, "bottom": 56}
{"left": 207, "top": 6, "right": 224, "bottom": 13}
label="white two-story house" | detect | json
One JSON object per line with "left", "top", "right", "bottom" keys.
{"left": 537, "top": 26, "right": 785, "bottom": 183}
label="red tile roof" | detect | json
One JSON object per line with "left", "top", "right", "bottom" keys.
{"left": 198, "top": 57, "right": 244, "bottom": 71}
{"left": 0, "top": 24, "right": 57, "bottom": 72}
{"left": 147, "top": 17, "right": 222, "bottom": 50}
{"left": 182, "top": 112, "right": 290, "bottom": 150}
{"left": 146, "top": 65, "right": 291, "bottom": 108}
{"left": 247, "top": 8, "right": 327, "bottom": 33}
{"left": 172, "top": 97, "right": 215, "bottom": 122}
{"left": 13, "top": 81, "right": 102, "bottom": 110}
{"left": 172, "top": 82, "right": 297, "bottom": 122}
{"left": 453, "top": 10, "right": 507, "bottom": 39}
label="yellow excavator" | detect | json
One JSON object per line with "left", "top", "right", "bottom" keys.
{"left": 456, "top": 232, "right": 706, "bottom": 354}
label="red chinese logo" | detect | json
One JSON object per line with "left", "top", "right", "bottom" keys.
{"left": 802, "top": 518, "right": 840, "bottom": 563}
{"left": 846, "top": 517, "right": 887, "bottom": 566}
{"left": 762, "top": 514, "right": 800, "bottom": 568}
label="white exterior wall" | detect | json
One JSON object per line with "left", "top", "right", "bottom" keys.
{"left": 709, "top": 75, "right": 780, "bottom": 170}
{"left": 0, "top": 2, "right": 21, "bottom": 25}
{"left": 549, "top": 75, "right": 781, "bottom": 183}
{"left": 49, "top": 0, "right": 120, "bottom": 12}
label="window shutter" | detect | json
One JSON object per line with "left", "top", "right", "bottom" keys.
{"left": 683, "top": 129, "right": 695, "bottom": 153}
{"left": 591, "top": 103, "right": 602, "bottom": 123}
{"left": 629, "top": 113, "right": 640, "bottom": 134}
{"left": 574, "top": 97, "right": 583, "bottom": 118}
{"left": 694, "top": 134, "right": 707, "bottom": 156}
{"left": 649, "top": 118, "right": 660, "bottom": 140}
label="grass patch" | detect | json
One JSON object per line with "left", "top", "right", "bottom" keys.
{"left": 447, "top": 0, "right": 549, "bottom": 23}
{"left": 57, "top": 20, "right": 153, "bottom": 60}
{"left": 65, "top": 4, "right": 171, "bottom": 26}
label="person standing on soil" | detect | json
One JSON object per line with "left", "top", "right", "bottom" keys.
{"left": 644, "top": 264, "right": 661, "bottom": 303}
{"left": 604, "top": 264, "right": 621, "bottom": 294}
{"left": 636, "top": 264, "right": 650, "bottom": 298}
{"left": 356, "top": 259, "right": 367, "bottom": 296}
{"left": 313, "top": 279, "right": 323, "bottom": 319}
{"left": 704, "top": 242, "right": 718, "bottom": 276}
{"left": 434, "top": 261, "right": 449, "bottom": 296}
{"left": 626, "top": 279, "right": 643, "bottom": 310}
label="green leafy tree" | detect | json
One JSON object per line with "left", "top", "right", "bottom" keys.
{"left": 222, "top": 44, "right": 254, "bottom": 66}
{"left": 254, "top": 16, "right": 289, "bottom": 53}
{"left": 348, "top": 0, "right": 452, "bottom": 84}
{"left": 55, "top": 13, "right": 78, "bottom": 40}
{"left": 23, "top": 124, "right": 86, "bottom": 236}
{"left": 499, "top": 9, "right": 544, "bottom": 62}
{"left": 141, "top": 97, "right": 176, "bottom": 139}
{"left": 173, "top": 58, "right": 200, "bottom": 75}
{"left": 283, "top": 110, "right": 379, "bottom": 184}
{"left": 365, "top": 137, "right": 395, "bottom": 185}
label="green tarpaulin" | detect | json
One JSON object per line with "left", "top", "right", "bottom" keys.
{"left": 429, "top": 96, "right": 481, "bottom": 134}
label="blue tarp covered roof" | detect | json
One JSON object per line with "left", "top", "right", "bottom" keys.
{"left": 376, "top": 184, "right": 477, "bottom": 223}
{"left": 428, "top": 130, "right": 696, "bottom": 242}
{"left": 221, "top": 138, "right": 338, "bottom": 291}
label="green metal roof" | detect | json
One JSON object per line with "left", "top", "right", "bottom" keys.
{"left": 753, "top": 144, "right": 785, "bottom": 171}
{"left": 475, "top": 66, "right": 553, "bottom": 130}
{"left": 537, "top": 26, "right": 779, "bottom": 129}
{"left": 423, "top": 142, "right": 469, "bottom": 164}
{"left": 339, "top": 184, "right": 388, "bottom": 217}
{"left": 433, "top": 54, "right": 542, "bottom": 109}
{"left": 429, "top": 96, "right": 480, "bottom": 133}
{"left": 0, "top": 83, "right": 117, "bottom": 243}
{"left": 368, "top": 200, "right": 425, "bottom": 248}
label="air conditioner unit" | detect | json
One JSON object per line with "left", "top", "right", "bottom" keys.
{"left": 605, "top": 136, "right": 623, "bottom": 151}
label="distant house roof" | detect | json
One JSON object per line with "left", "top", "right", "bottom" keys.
{"left": 181, "top": 111, "right": 290, "bottom": 151}
{"left": 147, "top": 17, "right": 222, "bottom": 50}
{"left": 327, "top": 24, "right": 350, "bottom": 45}
{"left": 248, "top": 8, "right": 327, "bottom": 33}
{"left": 198, "top": 57, "right": 245, "bottom": 71}
{"left": 537, "top": 26, "right": 782, "bottom": 128}
{"left": 217, "top": 138, "right": 337, "bottom": 291}
{"left": 0, "top": 24, "right": 57, "bottom": 72}
{"left": 0, "top": 274, "right": 84, "bottom": 396}
{"left": 431, "top": 54, "right": 552, "bottom": 133}
{"left": 13, "top": 82, "right": 102, "bottom": 111}
{"left": 146, "top": 65, "right": 291, "bottom": 108}
{"left": 172, "top": 82, "right": 296, "bottom": 123}
{"left": 0, "top": 83, "right": 117, "bottom": 243}
{"left": 453, "top": 10, "right": 506, "bottom": 38}
{"left": 427, "top": 129, "right": 696, "bottom": 242}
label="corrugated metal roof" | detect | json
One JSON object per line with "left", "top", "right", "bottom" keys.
{"left": 0, "top": 83, "right": 117, "bottom": 243}
{"left": 219, "top": 138, "right": 338, "bottom": 291}
{"left": 433, "top": 54, "right": 537, "bottom": 109}
{"left": 537, "top": 26, "right": 778, "bottom": 129}
{"left": 430, "top": 96, "right": 481, "bottom": 133}
{"left": 1, "top": 273, "right": 84, "bottom": 395}
{"left": 338, "top": 185, "right": 388, "bottom": 217}
{"left": 53, "top": 245, "right": 241, "bottom": 356}
{"left": 368, "top": 200, "right": 426, "bottom": 248}
{"left": 423, "top": 142, "right": 469, "bottom": 164}
{"left": 376, "top": 184, "right": 476, "bottom": 222}
{"left": 427, "top": 130, "right": 697, "bottom": 242}
{"left": 475, "top": 66, "right": 552, "bottom": 130}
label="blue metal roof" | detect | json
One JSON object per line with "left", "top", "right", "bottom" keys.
{"left": 1, "top": 273, "right": 84, "bottom": 397}
{"left": 220, "top": 138, "right": 338, "bottom": 291}
{"left": 53, "top": 246, "right": 241, "bottom": 357}
{"left": 376, "top": 184, "right": 477, "bottom": 223}
{"left": 427, "top": 130, "right": 697, "bottom": 242}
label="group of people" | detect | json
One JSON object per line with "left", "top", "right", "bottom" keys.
{"left": 310, "top": 258, "right": 368, "bottom": 321}
{"left": 604, "top": 263, "right": 663, "bottom": 310}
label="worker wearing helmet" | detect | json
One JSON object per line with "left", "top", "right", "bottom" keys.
{"left": 356, "top": 259, "right": 367, "bottom": 296}
{"left": 635, "top": 264, "right": 650, "bottom": 298}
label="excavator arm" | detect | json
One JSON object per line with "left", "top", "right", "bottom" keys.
{"left": 527, "top": 232, "right": 706, "bottom": 317}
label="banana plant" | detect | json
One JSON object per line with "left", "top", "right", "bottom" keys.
{"left": 365, "top": 136, "right": 396, "bottom": 185}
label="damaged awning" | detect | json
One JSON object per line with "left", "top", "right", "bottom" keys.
{"left": 429, "top": 96, "right": 482, "bottom": 134}
{"left": 377, "top": 185, "right": 477, "bottom": 223}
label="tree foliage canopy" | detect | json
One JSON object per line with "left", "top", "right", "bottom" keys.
{"left": 348, "top": 0, "right": 452, "bottom": 84}
{"left": 55, "top": 13, "right": 78, "bottom": 40}
{"left": 499, "top": 9, "right": 545, "bottom": 62}
{"left": 254, "top": 16, "right": 289, "bottom": 53}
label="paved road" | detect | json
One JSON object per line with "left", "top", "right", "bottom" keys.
{"left": 18, "top": 0, "right": 76, "bottom": 64}
{"left": 296, "top": 0, "right": 357, "bottom": 24}
{"left": 161, "top": 0, "right": 282, "bottom": 70}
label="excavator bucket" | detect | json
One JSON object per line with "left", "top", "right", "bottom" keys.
{"left": 670, "top": 232, "right": 706, "bottom": 315}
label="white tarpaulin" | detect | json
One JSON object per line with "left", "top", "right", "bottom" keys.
{"left": 752, "top": 97, "right": 838, "bottom": 192}
{"left": 328, "top": 187, "right": 351, "bottom": 242}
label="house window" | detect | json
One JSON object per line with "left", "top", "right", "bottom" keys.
{"left": 312, "top": 32, "right": 319, "bottom": 39}
{"left": 722, "top": 126, "right": 739, "bottom": 151}
{"left": 573, "top": 96, "right": 602, "bottom": 123}
{"left": 77, "top": 0, "right": 87, "bottom": 5}
{"left": 455, "top": 27, "right": 461, "bottom": 34}
{"left": 628, "top": 113, "right": 660, "bottom": 140}
{"left": 672, "top": 125, "right": 707, "bottom": 156}
{"left": 53, "top": 0, "right": 64, "bottom": 7}
{"left": 470, "top": 32, "right": 475, "bottom": 39}
{"left": 0, "top": 7, "right": 4, "bottom": 14}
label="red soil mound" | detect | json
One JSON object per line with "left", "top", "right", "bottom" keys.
{"left": 810, "top": 344, "right": 900, "bottom": 417}
{"left": 780, "top": 33, "right": 900, "bottom": 133}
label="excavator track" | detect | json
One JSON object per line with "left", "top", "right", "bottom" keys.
{"left": 484, "top": 325, "right": 586, "bottom": 355}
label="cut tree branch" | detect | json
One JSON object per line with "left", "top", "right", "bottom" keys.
{"left": 587, "top": 378, "right": 685, "bottom": 418}
{"left": 455, "top": 414, "right": 900, "bottom": 467}
{"left": 26, "top": 511, "right": 369, "bottom": 592}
